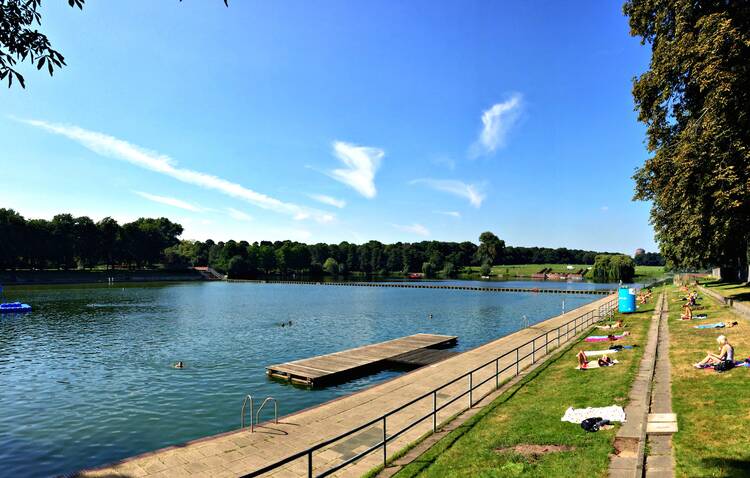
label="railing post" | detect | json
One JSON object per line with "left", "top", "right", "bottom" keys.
{"left": 469, "top": 372, "right": 473, "bottom": 407}
{"left": 382, "top": 416, "right": 387, "bottom": 466}
{"left": 432, "top": 391, "right": 437, "bottom": 432}
{"left": 308, "top": 450, "right": 313, "bottom": 477}
{"left": 495, "top": 358, "right": 499, "bottom": 389}
{"left": 516, "top": 348, "right": 519, "bottom": 375}
{"left": 557, "top": 327, "right": 561, "bottom": 346}
{"left": 532, "top": 339, "right": 535, "bottom": 363}
{"left": 545, "top": 332, "right": 549, "bottom": 355}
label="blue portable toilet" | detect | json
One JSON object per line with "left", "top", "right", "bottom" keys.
{"left": 618, "top": 287, "right": 636, "bottom": 313}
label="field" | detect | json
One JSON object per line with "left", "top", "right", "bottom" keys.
{"left": 667, "top": 286, "right": 750, "bottom": 477}
{"left": 391, "top": 291, "right": 659, "bottom": 478}
{"left": 463, "top": 264, "right": 666, "bottom": 282}
{"left": 698, "top": 279, "right": 750, "bottom": 302}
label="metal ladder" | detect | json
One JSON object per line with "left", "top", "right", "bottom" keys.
{"left": 241, "top": 395, "right": 279, "bottom": 432}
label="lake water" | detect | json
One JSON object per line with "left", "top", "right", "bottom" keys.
{"left": 0, "top": 280, "right": 613, "bottom": 477}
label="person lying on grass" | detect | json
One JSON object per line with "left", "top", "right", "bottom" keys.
{"left": 597, "top": 319, "right": 624, "bottom": 330}
{"left": 694, "top": 335, "right": 734, "bottom": 369}
{"left": 577, "top": 350, "right": 614, "bottom": 369}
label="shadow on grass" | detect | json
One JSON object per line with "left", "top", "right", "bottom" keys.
{"left": 700, "top": 456, "right": 750, "bottom": 476}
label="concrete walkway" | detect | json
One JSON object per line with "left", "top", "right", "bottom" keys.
{"left": 609, "top": 293, "right": 675, "bottom": 478}
{"left": 78, "top": 295, "right": 615, "bottom": 478}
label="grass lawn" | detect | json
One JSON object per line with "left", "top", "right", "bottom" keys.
{"left": 391, "top": 291, "right": 660, "bottom": 478}
{"left": 462, "top": 264, "right": 665, "bottom": 282}
{"left": 667, "top": 286, "right": 750, "bottom": 477}
{"left": 698, "top": 279, "right": 750, "bottom": 302}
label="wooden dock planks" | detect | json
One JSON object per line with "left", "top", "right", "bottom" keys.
{"left": 267, "top": 333, "right": 458, "bottom": 386}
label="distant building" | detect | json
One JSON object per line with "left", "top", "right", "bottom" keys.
{"left": 634, "top": 248, "right": 646, "bottom": 256}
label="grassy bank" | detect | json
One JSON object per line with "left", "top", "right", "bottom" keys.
{"left": 462, "top": 264, "right": 665, "bottom": 282}
{"left": 697, "top": 279, "right": 750, "bottom": 302}
{"left": 391, "top": 291, "right": 658, "bottom": 478}
{"left": 667, "top": 286, "right": 750, "bottom": 477}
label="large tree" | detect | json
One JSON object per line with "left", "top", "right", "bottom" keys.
{"left": 625, "top": 0, "right": 750, "bottom": 279}
{"left": 0, "top": 0, "right": 227, "bottom": 88}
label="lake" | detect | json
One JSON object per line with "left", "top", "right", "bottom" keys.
{"left": 0, "top": 280, "right": 614, "bottom": 477}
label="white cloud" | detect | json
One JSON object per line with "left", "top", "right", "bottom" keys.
{"left": 22, "top": 119, "right": 335, "bottom": 224}
{"left": 308, "top": 193, "right": 346, "bottom": 209}
{"left": 226, "top": 207, "right": 253, "bottom": 222}
{"left": 470, "top": 93, "right": 522, "bottom": 157}
{"left": 392, "top": 223, "right": 430, "bottom": 237}
{"left": 328, "top": 141, "right": 383, "bottom": 198}
{"left": 601, "top": 206, "right": 609, "bottom": 212}
{"left": 133, "top": 191, "right": 205, "bottom": 212}
{"left": 434, "top": 210, "right": 461, "bottom": 218}
{"left": 410, "top": 179, "right": 486, "bottom": 208}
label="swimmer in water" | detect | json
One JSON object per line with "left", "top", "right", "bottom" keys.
{"left": 174, "top": 361, "right": 185, "bottom": 369}
{"left": 428, "top": 314, "right": 433, "bottom": 319}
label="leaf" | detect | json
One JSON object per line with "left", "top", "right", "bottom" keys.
{"left": 37, "top": 57, "right": 45, "bottom": 70}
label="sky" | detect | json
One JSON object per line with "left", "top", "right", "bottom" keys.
{"left": 0, "top": 0, "right": 658, "bottom": 253}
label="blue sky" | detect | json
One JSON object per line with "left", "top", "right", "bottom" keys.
{"left": 1, "top": 0, "right": 657, "bottom": 253}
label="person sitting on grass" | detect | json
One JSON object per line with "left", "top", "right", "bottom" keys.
{"left": 681, "top": 304, "right": 693, "bottom": 320}
{"left": 694, "top": 335, "right": 734, "bottom": 369}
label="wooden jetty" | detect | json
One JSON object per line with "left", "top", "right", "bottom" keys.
{"left": 267, "top": 333, "right": 458, "bottom": 386}
{"left": 228, "top": 279, "right": 614, "bottom": 295}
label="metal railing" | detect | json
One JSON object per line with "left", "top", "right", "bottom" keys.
{"left": 242, "top": 297, "right": 617, "bottom": 478}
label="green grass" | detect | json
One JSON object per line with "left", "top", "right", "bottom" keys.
{"left": 698, "top": 279, "right": 750, "bottom": 302}
{"left": 391, "top": 293, "right": 659, "bottom": 478}
{"left": 667, "top": 286, "right": 750, "bottom": 477}
{"left": 462, "top": 264, "right": 666, "bottom": 282}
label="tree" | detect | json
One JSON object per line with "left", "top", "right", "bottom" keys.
{"left": 421, "top": 261, "right": 436, "bottom": 278}
{"left": 323, "top": 257, "right": 339, "bottom": 275}
{"left": 0, "top": 208, "right": 25, "bottom": 269}
{"left": 0, "top": 0, "right": 228, "bottom": 88}
{"left": 480, "top": 261, "right": 492, "bottom": 277}
{"left": 476, "top": 231, "right": 505, "bottom": 265}
{"left": 591, "top": 255, "right": 635, "bottom": 283}
{"left": 625, "top": 0, "right": 750, "bottom": 280}
{"left": 97, "top": 217, "right": 121, "bottom": 270}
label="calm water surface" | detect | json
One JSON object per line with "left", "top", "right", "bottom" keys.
{"left": 0, "top": 281, "right": 609, "bottom": 477}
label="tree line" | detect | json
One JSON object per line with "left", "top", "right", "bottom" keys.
{"left": 0, "top": 208, "right": 632, "bottom": 279}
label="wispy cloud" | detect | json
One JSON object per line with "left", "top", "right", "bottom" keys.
{"left": 410, "top": 179, "right": 486, "bottom": 208}
{"left": 470, "top": 93, "right": 522, "bottom": 157}
{"left": 601, "top": 206, "right": 609, "bottom": 212}
{"left": 392, "top": 223, "right": 430, "bottom": 237}
{"left": 308, "top": 193, "right": 346, "bottom": 209}
{"left": 23, "top": 119, "right": 335, "bottom": 224}
{"left": 133, "top": 191, "right": 204, "bottom": 212}
{"left": 328, "top": 141, "right": 383, "bottom": 198}
{"left": 434, "top": 210, "right": 461, "bottom": 218}
{"left": 226, "top": 207, "right": 253, "bottom": 222}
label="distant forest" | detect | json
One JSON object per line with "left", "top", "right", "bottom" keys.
{"left": 0, "top": 209, "right": 663, "bottom": 277}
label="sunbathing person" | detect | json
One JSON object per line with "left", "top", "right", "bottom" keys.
{"left": 597, "top": 320, "right": 624, "bottom": 330}
{"left": 598, "top": 355, "right": 614, "bottom": 367}
{"left": 694, "top": 335, "right": 734, "bottom": 369}
{"left": 577, "top": 350, "right": 614, "bottom": 369}
{"left": 577, "top": 350, "right": 588, "bottom": 368}
{"left": 680, "top": 305, "right": 693, "bottom": 320}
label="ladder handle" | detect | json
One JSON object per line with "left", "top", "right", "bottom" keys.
{"left": 255, "top": 397, "right": 279, "bottom": 428}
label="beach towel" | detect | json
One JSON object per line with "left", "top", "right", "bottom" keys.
{"left": 561, "top": 405, "right": 626, "bottom": 424}
{"left": 585, "top": 335, "right": 627, "bottom": 342}
{"left": 693, "top": 322, "right": 725, "bottom": 329}
{"left": 694, "top": 314, "right": 708, "bottom": 319}
{"left": 595, "top": 325, "right": 626, "bottom": 330}
{"left": 576, "top": 359, "right": 619, "bottom": 370}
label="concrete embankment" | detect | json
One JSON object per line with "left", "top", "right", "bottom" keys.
{"left": 80, "top": 293, "right": 616, "bottom": 478}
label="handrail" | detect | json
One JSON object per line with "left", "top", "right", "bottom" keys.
{"left": 255, "top": 397, "right": 278, "bottom": 432}
{"left": 241, "top": 296, "right": 617, "bottom": 478}
{"left": 241, "top": 395, "right": 254, "bottom": 430}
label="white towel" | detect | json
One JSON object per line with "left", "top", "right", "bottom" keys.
{"left": 583, "top": 349, "right": 618, "bottom": 357}
{"left": 561, "top": 405, "right": 626, "bottom": 423}
{"left": 575, "top": 359, "right": 619, "bottom": 370}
